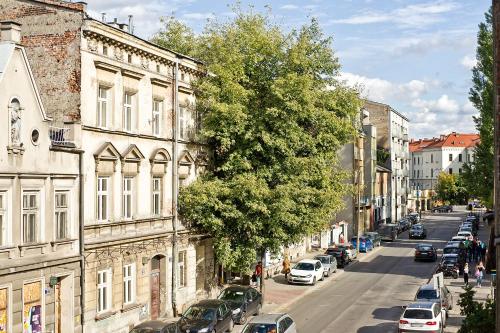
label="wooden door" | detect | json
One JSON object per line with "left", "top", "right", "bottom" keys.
{"left": 150, "top": 271, "right": 160, "bottom": 320}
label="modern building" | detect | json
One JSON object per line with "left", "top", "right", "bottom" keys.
{"left": 0, "top": 22, "right": 82, "bottom": 333}
{"left": 0, "top": 1, "right": 215, "bottom": 332}
{"left": 364, "top": 100, "right": 410, "bottom": 222}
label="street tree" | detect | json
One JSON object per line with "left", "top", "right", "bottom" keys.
{"left": 462, "top": 7, "right": 494, "bottom": 207}
{"left": 435, "top": 172, "right": 458, "bottom": 203}
{"left": 153, "top": 12, "right": 361, "bottom": 276}
{"left": 457, "top": 285, "right": 495, "bottom": 333}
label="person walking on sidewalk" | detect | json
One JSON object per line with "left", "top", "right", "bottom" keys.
{"left": 282, "top": 256, "right": 291, "bottom": 279}
{"left": 255, "top": 261, "right": 263, "bottom": 289}
{"left": 475, "top": 261, "right": 485, "bottom": 288}
{"left": 463, "top": 262, "right": 470, "bottom": 286}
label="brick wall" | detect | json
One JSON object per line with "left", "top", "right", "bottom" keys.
{"left": 0, "top": 0, "right": 84, "bottom": 122}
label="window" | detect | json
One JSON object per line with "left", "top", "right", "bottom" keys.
{"left": 127, "top": 53, "right": 132, "bottom": 63}
{"left": 449, "top": 168, "right": 453, "bottom": 174}
{"left": 459, "top": 168, "right": 462, "bottom": 174}
{"left": 97, "top": 177, "right": 109, "bottom": 221}
{"left": 152, "top": 100, "right": 161, "bottom": 136}
{"left": 123, "top": 92, "right": 133, "bottom": 131}
{"left": 179, "top": 107, "right": 187, "bottom": 140}
{"left": 0, "top": 192, "right": 5, "bottom": 246}
{"left": 449, "top": 153, "right": 453, "bottom": 162}
{"left": 97, "top": 269, "right": 112, "bottom": 313}
{"left": 417, "top": 157, "right": 419, "bottom": 165}
{"left": 431, "top": 154, "right": 433, "bottom": 163}
{"left": 55, "top": 191, "right": 69, "bottom": 240}
{"left": 178, "top": 251, "right": 187, "bottom": 287}
{"left": 431, "top": 169, "right": 434, "bottom": 178}
{"left": 412, "top": 170, "right": 415, "bottom": 178}
{"left": 123, "top": 177, "right": 133, "bottom": 219}
{"left": 22, "top": 191, "right": 39, "bottom": 243}
{"left": 123, "top": 263, "right": 136, "bottom": 305}
{"left": 413, "top": 157, "right": 416, "bottom": 165}
{"left": 97, "top": 86, "right": 109, "bottom": 128}
{"left": 459, "top": 154, "right": 463, "bottom": 162}
{"left": 152, "top": 177, "right": 162, "bottom": 216}
{"left": 22, "top": 281, "right": 42, "bottom": 330}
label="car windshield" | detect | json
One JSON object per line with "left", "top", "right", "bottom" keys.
{"left": 294, "top": 263, "right": 314, "bottom": 270}
{"left": 411, "top": 225, "right": 423, "bottom": 230}
{"left": 417, "top": 246, "right": 432, "bottom": 251}
{"left": 219, "top": 289, "right": 245, "bottom": 302}
{"left": 444, "top": 247, "right": 460, "bottom": 254}
{"left": 403, "top": 309, "right": 433, "bottom": 319}
{"left": 416, "top": 289, "right": 438, "bottom": 299}
{"left": 183, "top": 306, "right": 216, "bottom": 321}
{"left": 242, "top": 323, "right": 277, "bottom": 333}
{"left": 443, "top": 257, "right": 458, "bottom": 264}
{"left": 315, "top": 257, "right": 330, "bottom": 264}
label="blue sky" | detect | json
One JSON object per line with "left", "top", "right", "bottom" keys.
{"left": 85, "top": 0, "right": 490, "bottom": 139}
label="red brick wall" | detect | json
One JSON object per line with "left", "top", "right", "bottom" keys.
{"left": 0, "top": 0, "right": 85, "bottom": 121}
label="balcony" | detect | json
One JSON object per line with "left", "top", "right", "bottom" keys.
{"left": 402, "top": 133, "right": 409, "bottom": 142}
{"left": 49, "top": 125, "right": 76, "bottom": 148}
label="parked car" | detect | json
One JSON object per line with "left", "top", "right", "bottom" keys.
{"left": 431, "top": 205, "right": 453, "bottom": 213}
{"left": 218, "top": 286, "right": 262, "bottom": 325}
{"left": 399, "top": 302, "right": 446, "bottom": 333}
{"left": 451, "top": 236, "right": 467, "bottom": 242}
{"left": 364, "top": 232, "right": 382, "bottom": 247}
{"left": 314, "top": 255, "right": 337, "bottom": 277}
{"left": 443, "top": 244, "right": 466, "bottom": 262}
{"left": 398, "top": 219, "right": 411, "bottom": 232}
{"left": 457, "top": 231, "right": 472, "bottom": 239}
{"left": 408, "top": 212, "right": 421, "bottom": 224}
{"left": 409, "top": 224, "right": 427, "bottom": 239}
{"left": 130, "top": 321, "right": 180, "bottom": 333}
{"left": 439, "top": 253, "right": 464, "bottom": 277}
{"left": 178, "top": 300, "right": 234, "bottom": 333}
{"left": 414, "top": 244, "right": 437, "bottom": 262}
{"left": 336, "top": 244, "right": 357, "bottom": 260}
{"left": 414, "top": 283, "right": 453, "bottom": 312}
{"left": 377, "top": 223, "right": 399, "bottom": 241}
{"left": 325, "top": 247, "right": 350, "bottom": 267}
{"left": 350, "top": 236, "right": 373, "bottom": 253}
{"left": 288, "top": 259, "right": 324, "bottom": 285}
{"left": 241, "top": 313, "right": 297, "bottom": 333}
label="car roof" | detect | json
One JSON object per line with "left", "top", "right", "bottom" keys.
{"left": 223, "top": 285, "right": 252, "bottom": 292}
{"left": 298, "top": 259, "right": 319, "bottom": 264}
{"left": 134, "top": 320, "right": 170, "bottom": 329}
{"left": 443, "top": 253, "right": 458, "bottom": 258}
{"left": 314, "top": 254, "right": 331, "bottom": 258}
{"left": 406, "top": 302, "right": 435, "bottom": 309}
{"left": 416, "top": 243, "right": 433, "bottom": 248}
{"left": 419, "top": 284, "right": 437, "bottom": 291}
{"left": 444, "top": 244, "right": 460, "bottom": 249}
{"left": 195, "top": 299, "right": 226, "bottom": 308}
{"left": 248, "top": 313, "right": 287, "bottom": 324}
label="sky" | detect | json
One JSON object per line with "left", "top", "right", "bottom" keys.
{"left": 84, "top": 0, "right": 490, "bottom": 139}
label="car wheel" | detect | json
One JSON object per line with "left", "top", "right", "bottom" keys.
{"left": 312, "top": 277, "right": 317, "bottom": 285}
{"left": 239, "top": 311, "right": 247, "bottom": 325}
{"left": 228, "top": 318, "right": 234, "bottom": 332}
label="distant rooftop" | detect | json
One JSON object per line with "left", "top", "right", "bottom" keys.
{"left": 409, "top": 132, "right": 479, "bottom": 152}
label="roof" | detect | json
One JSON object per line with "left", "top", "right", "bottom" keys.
{"left": 410, "top": 132, "right": 480, "bottom": 152}
{"left": 249, "top": 313, "right": 286, "bottom": 324}
{"left": 364, "top": 99, "right": 410, "bottom": 121}
{"left": 0, "top": 43, "right": 15, "bottom": 82}
{"left": 406, "top": 302, "right": 435, "bottom": 309}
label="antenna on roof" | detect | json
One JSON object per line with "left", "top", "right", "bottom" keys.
{"left": 101, "top": 13, "right": 106, "bottom": 22}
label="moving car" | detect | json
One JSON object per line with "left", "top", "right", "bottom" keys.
{"left": 431, "top": 205, "right": 453, "bottom": 213}
{"left": 218, "top": 286, "right": 262, "bottom": 324}
{"left": 409, "top": 224, "right": 427, "bottom": 239}
{"left": 414, "top": 284, "right": 453, "bottom": 312}
{"left": 364, "top": 232, "right": 382, "bottom": 247}
{"left": 314, "top": 255, "right": 337, "bottom": 277}
{"left": 178, "top": 300, "right": 234, "bottom": 333}
{"left": 241, "top": 313, "right": 297, "bottom": 333}
{"left": 336, "top": 244, "right": 357, "bottom": 260}
{"left": 130, "top": 321, "right": 180, "bottom": 333}
{"left": 399, "top": 302, "right": 446, "bottom": 333}
{"left": 325, "top": 247, "right": 349, "bottom": 267}
{"left": 288, "top": 259, "right": 324, "bottom": 285}
{"left": 350, "top": 236, "right": 373, "bottom": 253}
{"left": 378, "top": 223, "right": 399, "bottom": 241}
{"left": 414, "top": 244, "right": 437, "bottom": 262}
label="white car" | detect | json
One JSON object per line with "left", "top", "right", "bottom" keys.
{"left": 288, "top": 259, "right": 324, "bottom": 285}
{"left": 399, "top": 302, "right": 446, "bottom": 333}
{"left": 457, "top": 231, "right": 472, "bottom": 239}
{"left": 242, "top": 313, "right": 297, "bottom": 333}
{"left": 451, "top": 236, "right": 466, "bottom": 242}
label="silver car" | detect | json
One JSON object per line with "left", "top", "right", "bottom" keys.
{"left": 241, "top": 313, "right": 297, "bottom": 333}
{"left": 314, "top": 255, "right": 337, "bottom": 277}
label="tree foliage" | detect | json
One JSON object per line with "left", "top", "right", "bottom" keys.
{"left": 150, "top": 16, "right": 197, "bottom": 56}
{"left": 457, "top": 285, "right": 496, "bottom": 333}
{"left": 462, "top": 8, "right": 494, "bottom": 207}
{"left": 435, "top": 172, "right": 467, "bottom": 204}
{"left": 153, "top": 11, "right": 362, "bottom": 272}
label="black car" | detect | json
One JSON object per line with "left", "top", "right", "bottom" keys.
{"left": 325, "top": 247, "right": 349, "bottom": 268}
{"left": 178, "top": 300, "right": 234, "bottom": 333}
{"left": 398, "top": 219, "right": 411, "bottom": 232}
{"left": 414, "top": 244, "right": 437, "bottom": 261}
{"left": 218, "top": 286, "right": 262, "bottom": 324}
{"left": 431, "top": 205, "right": 453, "bottom": 213}
{"left": 130, "top": 321, "right": 180, "bottom": 333}
{"left": 439, "top": 254, "right": 462, "bottom": 277}
{"left": 409, "top": 224, "right": 427, "bottom": 239}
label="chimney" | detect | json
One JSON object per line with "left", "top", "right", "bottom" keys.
{"left": 128, "top": 15, "right": 134, "bottom": 34}
{"left": 0, "top": 21, "right": 21, "bottom": 44}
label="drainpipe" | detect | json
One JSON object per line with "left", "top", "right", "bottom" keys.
{"left": 171, "top": 59, "right": 180, "bottom": 317}
{"left": 78, "top": 149, "right": 85, "bottom": 330}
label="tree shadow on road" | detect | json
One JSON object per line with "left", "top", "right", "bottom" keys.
{"left": 371, "top": 306, "right": 404, "bottom": 321}
{"left": 357, "top": 322, "right": 398, "bottom": 333}
{"left": 343, "top": 255, "right": 435, "bottom": 279}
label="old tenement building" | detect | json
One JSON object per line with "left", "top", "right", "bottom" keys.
{"left": 0, "top": 1, "right": 215, "bottom": 332}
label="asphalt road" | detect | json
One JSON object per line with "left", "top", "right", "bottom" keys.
{"left": 285, "top": 211, "right": 464, "bottom": 333}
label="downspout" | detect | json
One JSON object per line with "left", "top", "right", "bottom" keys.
{"left": 171, "top": 59, "right": 180, "bottom": 316}
{"left": 78, "top": 149, "right": 85, "bottom": 330}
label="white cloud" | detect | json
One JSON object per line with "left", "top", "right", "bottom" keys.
{"left": 411, "top": 95, "right": 459, "bottom": 113}
{"left": 182, "top": 12, "right": 214, "bottom": 20}
{"left": 281, "top": 4, "right": 299, "bottom": 10}
{"left": 461, "top": 55, "right": 477, "bottom": 70}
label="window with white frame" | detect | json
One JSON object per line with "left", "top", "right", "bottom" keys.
{"left": 22, "top": 191, "right": 39, "bottom": 244}
{"left": 0, "top": 192, "right": 6, "bottom": 246}
{"left": 55, "top": 191, "right": 69, "bottom": 240}
{"left": 178, "top": 250, "right": 187, "bottom": 287}
{"left": 152, "top": 100, "right": 161, "bottom": 136}
{"left": 97, "top": 86, "right": 109, "bottom": 128}
{"left": 179, "top": 107, "right": 187, "bottom": 140}
{"left": 123, "top": 263, "right": 136, "bottom": 305}
{"left": 97, "top": 177, "right": 109, "bottom": 221}
{"left": 97, "top": 269, "right": 112, "bottom": 313}
{"left": 123, "top": 177, "right": 133, "bottom": 219}
{"left": 123, "top": 92, "right": 133, "bottom": 131}
{"left": 152, "top": 177, "right": 162, "bottom": 216}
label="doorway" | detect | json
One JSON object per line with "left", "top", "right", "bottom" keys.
{"left": 150, "top": 255, "right": 166, "bottom": 320}
{"left": 54, "top": 275, "right": 73, "bottom": 333}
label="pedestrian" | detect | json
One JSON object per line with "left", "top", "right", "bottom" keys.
{"left": 255, "top": 261, "right": 263, "bottom": 289}
{"left": 282, "top": 256, "right": 291, "bottom": 279}
{"left": 475, "top": 261, "right": 485, "bottom": 288}
{"left": 463, "top": 262, "right": 469, "bottom": 286}
{"left": 472, "top": 238, "right": 477, "bottom": 262}
{"left": 481, "top": 241, "right": 487, "bottom": 262}
{"left": 464, "top": 238, "right": 471, "bottom": 262}
{"left": 475, "top": 240, "right": 482, "bottom": 262}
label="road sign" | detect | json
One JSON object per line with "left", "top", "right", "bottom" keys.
{"left": 433, "top": 272, "right": 444, "bottom": 290}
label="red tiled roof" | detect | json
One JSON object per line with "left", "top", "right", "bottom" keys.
{"left": 410, "top": 132, "right": 479, "bottom": 152}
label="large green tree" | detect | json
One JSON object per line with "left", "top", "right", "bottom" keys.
{"left": 462, "top": 8, "right": 494, "bottom": 207}
{"left": 153, "top": 12, "right": 361, "bottom": 272}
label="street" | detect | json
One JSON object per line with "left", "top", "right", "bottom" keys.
{"left": 267, "top": 210, "right": 469, "bottom": 333}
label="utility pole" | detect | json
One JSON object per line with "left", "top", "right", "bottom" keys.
{"left": 356, "top": 166, "right": 362, "bottom": 254}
